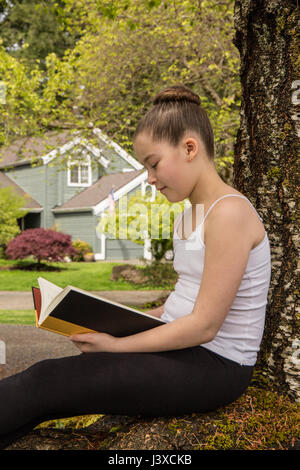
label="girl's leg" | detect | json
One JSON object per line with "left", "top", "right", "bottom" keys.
{"left": 0, "top": 346, "right": 253, "bottom": 448}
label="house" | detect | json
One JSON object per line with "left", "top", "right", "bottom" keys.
{"left": 0, "top": 129, "right": 157, "bottom": 261}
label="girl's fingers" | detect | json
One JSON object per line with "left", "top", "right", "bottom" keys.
{"left": 69, "top": 333, "right": 94, "bottom": 343}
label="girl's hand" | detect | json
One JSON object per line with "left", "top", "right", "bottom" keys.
{"left": 69, "top": 332, "right": 119, "bottom": 353}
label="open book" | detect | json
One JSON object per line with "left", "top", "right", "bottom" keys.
{"left": 32, "top": 277, "right": 165, "bottom": 337}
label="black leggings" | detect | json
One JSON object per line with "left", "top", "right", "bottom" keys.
{"left": 0, "top": 346, "right": 253, "bottom": 449}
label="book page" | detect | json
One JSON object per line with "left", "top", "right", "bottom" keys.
{"left": 38, "top": 277, "right": 64, "bottom": 324}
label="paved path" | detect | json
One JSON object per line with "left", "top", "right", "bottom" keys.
{"left": 0, "top": 290, "right": 169, "bottom": 309}
{"left": 0, "top": 324, "right": 80, "bottom": 379}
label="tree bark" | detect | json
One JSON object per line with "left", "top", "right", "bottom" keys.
{"left": 233, "top": 0, "right": 299, "bottom": 401}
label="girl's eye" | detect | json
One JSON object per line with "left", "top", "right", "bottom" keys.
{"left": 151, "top": 162, "right": 158, "bottom": 169}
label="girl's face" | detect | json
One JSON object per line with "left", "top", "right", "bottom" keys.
{"left": 133, "top": 132, "right": 200, "bottom": 203}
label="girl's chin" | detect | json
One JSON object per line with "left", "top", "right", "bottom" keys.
{"left": 164, "top": 193, "right": 185, "bottom": 203}
{"left": 159, "top": 187, "right": 187, "bottom": 203}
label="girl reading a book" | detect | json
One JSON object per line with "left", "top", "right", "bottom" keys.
{"left": 0, "top": 85, "right": 271, "bottom": 449}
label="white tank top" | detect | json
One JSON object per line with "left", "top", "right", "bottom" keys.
{"left": 161, "top": 194, "right": 271, "bottom": 366}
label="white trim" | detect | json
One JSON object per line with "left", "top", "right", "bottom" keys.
{"left": 24, "top": 208, "right": 43, "bottom": 213}
{"left": 143, "top": 231, "right": 152, "bottom": 261}
{"left": 82, "top": 141, "right": 110, "bottom": 168}
{"left": 94, "top": 252, "right": 105, "bottom": 261}
{"left": 41, "top": 128, "right": 144, "bottom": 174}
{"left": 52, "top": 207, "right": 92, "bottom": 213}
{"left": 93, "top": 171, "right": 148, "bottom": 215}
{"left": 41, "top": 135, "right": 112, "bottom": 171}
{"left": 94, "top": 212, "right": 106, "bottom": 260}
{"left": 18, "top": 128, "right": 139, "bottom": 172}
{"left": 42, "top": 136, "right": 82, "bottom": 165}
{"left": 52, "top": 172, "right": 148, "bottom": 213}
{"left": 40, "top": 128, "right": 141, "bottom": 172}
{"left": 93, "top": 128, "right": 143, "bottom": 170}
{"left": 95, "top": 236, "right": 106, "bottom": 260}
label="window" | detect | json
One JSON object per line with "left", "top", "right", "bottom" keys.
{"left": 68, "top": 155, "right": 92, "bottom": 187}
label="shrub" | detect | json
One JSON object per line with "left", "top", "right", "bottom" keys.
{"left": 0, "top": 186, "right": 28, "bottom": 255}
{"left": 139, "top": 261, "right": 178, "bottom": 287}
{"left": 71, "top": 239, "right": 93, "bottom": 261}
{"left": 5, "top": 228, "right": 77, "bottom": 266}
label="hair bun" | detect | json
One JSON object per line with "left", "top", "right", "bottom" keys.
{"left": 153, "top": 85, "right": 201, "bottom": 106}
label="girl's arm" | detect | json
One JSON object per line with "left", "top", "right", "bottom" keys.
{"left": 70, "top": 201, "right": 254, "bottom": 353}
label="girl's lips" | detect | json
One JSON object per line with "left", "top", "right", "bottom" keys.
{"left": 158, "top": 186, "right": 167, "bottom": 192}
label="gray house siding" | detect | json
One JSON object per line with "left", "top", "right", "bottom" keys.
{"left": 105, "top": 153, "right": 132, "bottom": 174}
{"left": 54, "top": 211, "right": 144, "bottom": 260}
{"left": 6, "top": 160, "right": 105, "bottom": 228}
{"left": 6, "top": 165, "right": 46, "bottom": 206}
{"left": 56, "top": 166, "right": 90, "bottom": 208}
{"left": 105, "top": 239, "right": 144, "bottom": 260}
{"left": 54, "top": 212, "right": 96, "bottom": 249}
{"left": 5, "top": 164, "right": 57, "bottom": 228}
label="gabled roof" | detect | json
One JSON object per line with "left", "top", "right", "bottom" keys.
{"left": 0, "top": 171, "right": 43, "bottom": 211}
{"left": 53, "top": 169, "right": 147, "bottom": 213}
{"left": 0, "top": 131, "right": 71, "bottom": 169}
{"left": 0, "top": 128, "right": 143, "bottom": 171}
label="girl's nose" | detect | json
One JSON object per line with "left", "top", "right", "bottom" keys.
{"left": 147, "top": 171, "right": 157, "bottom": 185}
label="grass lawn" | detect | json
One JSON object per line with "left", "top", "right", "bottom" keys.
{"left": 0, "top": 310, "right": 36, "bottom": 325}
{"left": 0, "top": 260, "right": 165, "bottom": 326}
{"left": 0, "top": 259, "right": 167, "bottom": 291}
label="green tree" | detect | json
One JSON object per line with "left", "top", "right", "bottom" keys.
{"left": 0, "top": 0, "right": 78, "bottom": 67}
{"left": 0, "top": 0, "right": 240, "bottom": 182}
{"left": 0, "top": 186, "right": 28, "bottom": 256}
{"left": 43, "top": 0, "right": 240, "bottom": 177}
{"left": 0, "top": 43, "right": 43, "bottom": 146}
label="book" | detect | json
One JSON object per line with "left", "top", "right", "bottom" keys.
{"left": 32, "top": 277, "right": 166, "bottom": 337}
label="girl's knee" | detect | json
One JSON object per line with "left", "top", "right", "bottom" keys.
{"left": 23, "top": 358, "right": 63, "bottom": 389}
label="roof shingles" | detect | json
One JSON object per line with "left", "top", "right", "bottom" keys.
{"left": 0, "top": 131, "right": 72, "bottom": 169}
{"left": 53, "top": 170, "right": 145, "bottom": 211}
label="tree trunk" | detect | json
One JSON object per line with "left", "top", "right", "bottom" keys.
{"left": 233, "top": 0, "right": 299, "bottom": 401}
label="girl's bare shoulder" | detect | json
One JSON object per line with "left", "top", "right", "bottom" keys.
{"left": 204, "top": 191, "right": 265, "bottom": 249}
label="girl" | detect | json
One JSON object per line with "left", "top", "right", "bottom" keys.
{"left": 0, "top": 85, "right": 271, "bottom": 449}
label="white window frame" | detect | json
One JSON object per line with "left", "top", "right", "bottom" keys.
{"left": 67, "top": 154, "right": 92, "bottom": 187}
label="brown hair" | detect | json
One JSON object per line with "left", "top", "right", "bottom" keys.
{"left": 134, "top": 85, "right": 215, "bottom": 159}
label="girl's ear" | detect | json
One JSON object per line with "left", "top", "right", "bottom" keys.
{"left": 184, "top": 137, "right": 199, "bottom": 161}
